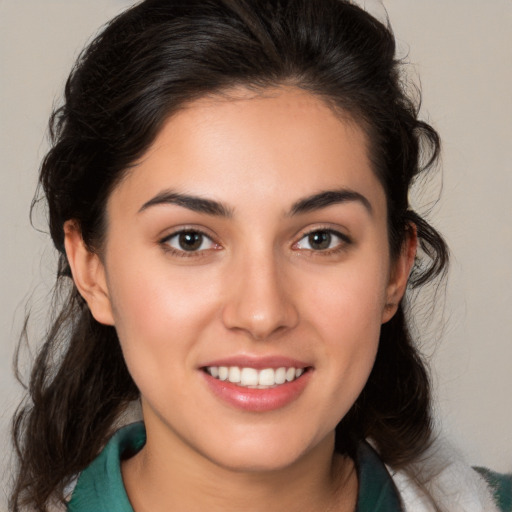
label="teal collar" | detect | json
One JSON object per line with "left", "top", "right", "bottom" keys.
{"left": 355, "top": 441, "right": 403, "bottom": 511}
{"left": 68, "top": 422, "right": 403, "bottom": 511}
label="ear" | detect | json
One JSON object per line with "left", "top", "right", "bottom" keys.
{"left": 64, "top": 220, "right": 115, "bottom": 326}
{"left": 381, "top": 224, "right": 417, "bottom": 323}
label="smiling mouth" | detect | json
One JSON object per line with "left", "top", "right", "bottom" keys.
{"left": 204, "top": 366, "right": 307, "bottom": 389}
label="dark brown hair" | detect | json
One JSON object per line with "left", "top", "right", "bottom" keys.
{"left": 11, "top": 0, "right": 448, "bottom": 510}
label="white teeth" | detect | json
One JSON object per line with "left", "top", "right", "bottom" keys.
{"left": 228, "top": 366, "right": 241, "bottom": 383}
{"left": 275, "top": 367, "right": 286, "bottom": 384}
{"left": 206, "top": 365, "right": 306, "bottom": 388}
{"left": 240, "top": 367, "right": 259, "bottom": 386}
{"left": 258, "top": 368, "right": 275, "bottom": 386}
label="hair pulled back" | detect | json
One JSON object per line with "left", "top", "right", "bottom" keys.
{"left": 12, "top": 1, "right": 448, "bottom": 510}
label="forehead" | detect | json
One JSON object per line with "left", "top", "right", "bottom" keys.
{"left": 110, "top": 86, "right": 385, "bottom": 217}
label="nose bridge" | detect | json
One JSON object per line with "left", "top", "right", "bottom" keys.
{"left": 222, "top": 244, "right": 298, "bottom": 340}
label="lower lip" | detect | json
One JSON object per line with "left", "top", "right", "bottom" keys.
{"left": 202, "top": 370, "right": 312, "bottom": 412}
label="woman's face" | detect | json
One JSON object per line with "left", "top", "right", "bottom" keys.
{"left": 74, "top": 87, "right": 412, "bottom": 472}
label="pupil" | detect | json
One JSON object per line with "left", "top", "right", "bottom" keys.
{"left": 309, "top": 231, "right": 331, "bottom": 250}
{"left": 179, "top": 232, "right": 202, "bottom": 251}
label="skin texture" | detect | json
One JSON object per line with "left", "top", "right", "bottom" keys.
{"left": 64, "top": 86, "right": 416, "bottom": 512}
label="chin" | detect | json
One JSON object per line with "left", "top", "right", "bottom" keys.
{"left": 207, "top": 446, "right": 306, "bottom": 473}
{"left": 198, "top": 425, "right": 333, "bottom": 474}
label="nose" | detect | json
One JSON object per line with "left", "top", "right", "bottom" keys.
{"left": 221, "top": 252, "right": 299, "bottom": 341}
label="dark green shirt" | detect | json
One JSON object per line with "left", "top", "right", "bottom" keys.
{"left": 68, "top": 422, "right": 510, "bottom": 511}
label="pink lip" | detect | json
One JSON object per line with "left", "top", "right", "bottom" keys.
{"left": 201, "top": 368, "right": 312, "bottom": 413}
{"left": 200, "top": 355, "right": 310, "bottom": 370}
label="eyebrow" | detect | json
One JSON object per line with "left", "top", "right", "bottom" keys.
{"left": 139, "top": 190, "right": 233, "bottom": 217}
{"left": 289, "top": 189, "right": 373, "bottom": 216}
{"left": 138, "top": 188, "right": 372, "bottom": 218}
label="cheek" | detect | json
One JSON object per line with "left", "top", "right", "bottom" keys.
{"left": 105, "top": 257, "right": 223, "bottom": 382}
{"left": 306, "top": 261, "right": 388, "bottom": 345}
{"left": 300, "top": 259, "right": 388, "bottom": 409}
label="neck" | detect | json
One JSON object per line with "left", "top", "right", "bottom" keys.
{"left": 122, "top": 422, "right": 357, "bottom": 512}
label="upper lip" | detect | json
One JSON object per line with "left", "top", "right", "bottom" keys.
{"left": 200, "top": 355, "right": 311, "bottom": 370}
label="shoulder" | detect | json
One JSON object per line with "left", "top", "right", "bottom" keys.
{"left": 474, "top": 467, "right": 512, "bottom": 512}
{"left": 67, "top": 422, "right": 146, "bottom": 512}
{"left": 386, "top": 439, "right": 511, "bottom": 512}
{"left": 391, "top": 463, "right": 511, "bottom": 512}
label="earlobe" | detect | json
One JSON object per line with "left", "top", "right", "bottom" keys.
{"left": 63, "top": 220, "right": 115, "bottom": 326}
{"left": 381, "top": 224, "right": 418, "bottom": 323}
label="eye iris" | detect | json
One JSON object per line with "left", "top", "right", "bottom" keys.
{"left": 178, "top": 232, "right": 202, "bottom": 251}
{"left": 308, "top": 231, "right": 331, "bottom": 250}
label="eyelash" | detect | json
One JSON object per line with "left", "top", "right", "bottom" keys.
{"left": 293, "top": 228, "right": 352, "bottom": 255}
{"left": 159, "top": 227, "right": 352, "bottom": 258}
{"left": 160, "top": 229, "right": 219, "bottom": 258}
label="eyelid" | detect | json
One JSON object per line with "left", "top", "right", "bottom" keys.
{"left": 293, "top": 226, "right": 352, "bottom": 252}
{"left": 159, "top": 227, "right": 221, "bottom": 257}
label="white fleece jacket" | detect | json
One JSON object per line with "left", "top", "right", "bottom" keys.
{"left": 388, "top": 439, "right": 503, "bottom": 512}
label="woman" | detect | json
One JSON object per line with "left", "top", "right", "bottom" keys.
{"left": 10, "top": 0, "right": 511, "bottom": 511}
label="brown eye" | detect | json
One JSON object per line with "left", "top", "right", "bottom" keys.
{"left": 307, "top": 231, "right": 332, "bottom": 250}
{"left": 295, "top": 229, "right": 350, "bottom": 252}
{"left": 163, "top": 230, "right": 216, "bottom": 253}
{"left": 178, "top": 232, "right": 203, "bottom": 251}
